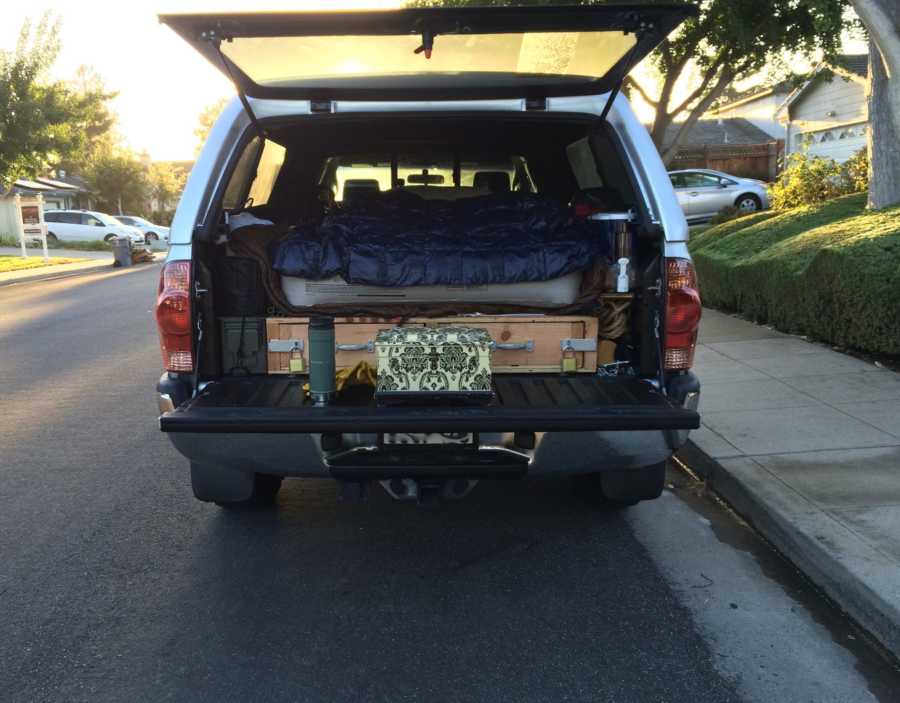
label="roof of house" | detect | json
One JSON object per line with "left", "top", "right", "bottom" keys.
{"left": 776, "top": 54, "right": 869, "bottom": 119}
{"left": 45, "top": 173, "right": 90, "bottom": 191}
{"left": 34, "top": 177, "right": 82, "bottom": 191}
{"left": 711, "top": 79, "right": 796, "bottom": 113}
{"left": 659, "top": 118, "right": 774, "bottom": 151}
{"left": 833, "top": 54, "right": 868, "bottom": 79}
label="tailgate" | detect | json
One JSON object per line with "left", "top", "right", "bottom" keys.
{"left": 160, "top": 374, "right": 698, "bottom": 434}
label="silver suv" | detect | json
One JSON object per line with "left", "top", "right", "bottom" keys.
{"left": 155, "top": 5, "right": 702, "bottom": 509}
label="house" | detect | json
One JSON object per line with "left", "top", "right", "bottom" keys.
{"left": 660, "top": 118, "right": 782, "bottom": 180}
{"left": 776, "top": 54, "right": 869, "bottom": 163}
{"left": 708, "top": 80, "right": 795, "bottom": 139}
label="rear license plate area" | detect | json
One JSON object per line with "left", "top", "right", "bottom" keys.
{"left": 382, "top": 432, "right": 474, "bottom": 446}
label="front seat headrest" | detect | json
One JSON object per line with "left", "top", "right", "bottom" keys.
{"left": 342, "top": 179, "right": 381, "bottom": 207}
{"left": 473, "top": 171, "right": 511, "bottom": 193}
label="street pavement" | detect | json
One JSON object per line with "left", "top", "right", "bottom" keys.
{"left": 1, "top": 266, "right": 899, "bottom": 702}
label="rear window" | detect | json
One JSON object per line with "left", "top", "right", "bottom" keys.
{"left": 330, "top": 153, "right": 533, "bottom": 201}
{"left": 221, "top": 31, "right": 636, "bottom": 89}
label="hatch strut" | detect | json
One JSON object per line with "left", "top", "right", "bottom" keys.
{"left": 202, "top": 29, "right": 266, "bottom": 140}
{"left": 598, "top": 16, "right": 654, "bottom": 123}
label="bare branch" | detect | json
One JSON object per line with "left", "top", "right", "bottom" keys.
{"left": 669, "top": 57, "right": 726, "bottom": 117}
{"left": 660, "top": 70, "right": 735, "bottom": 165}
{"left": 623, "top": 77, "right": 659, "bottom": 108}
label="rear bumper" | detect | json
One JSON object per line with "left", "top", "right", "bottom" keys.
{"left": 158, "top": 373, "right": 700, "bottom": 478}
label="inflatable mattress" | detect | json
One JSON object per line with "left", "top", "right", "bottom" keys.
{"left": 280, "top": 271, "right": 583, "bottom": 307}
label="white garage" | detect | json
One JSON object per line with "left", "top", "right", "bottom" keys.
{"left": 778, "top": 54, "right": 869, "bottom": 164}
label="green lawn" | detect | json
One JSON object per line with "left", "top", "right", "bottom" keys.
{"left": 0, "top": 255, "right": 80, "bottom": 273}
{"left": 0, "top": 235, "right": 110, "bottom": 251}
{"left": 689, "top": 193, "right": 900, "bottom": 355}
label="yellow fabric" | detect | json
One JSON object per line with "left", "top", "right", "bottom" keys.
{"left": 302, "top": 360, "right": 377, "bottom": 395}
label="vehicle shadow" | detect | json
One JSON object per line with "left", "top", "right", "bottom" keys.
{"left": 159, "top": 478, "right": 723, "bottom": 702}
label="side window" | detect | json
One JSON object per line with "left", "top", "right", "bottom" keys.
{"left": 670, "top": 174, "right": 685, "bottom": 188}
{"left": 682, "top": 173, "right": 719, "bottom": 188}
{"left": 222, "top": 137, "right": 262, "bottom": 211}
{"left": 566, "top": 137, "right": 604, "bottom": 190}
{"left": 246, "top": 139, "right": 287, "bottom": 207}
{"left": 45, "top": 212, "right": 59, "bottom": 223}
{"left": 62, "top": 213, "right": 81, "bottom": 224}
{"left": 82, "top": 214, "right": 104, "bottom": 227}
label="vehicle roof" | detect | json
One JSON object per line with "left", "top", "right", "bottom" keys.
{"left": 668, "top": 168, "right": 741, "bottom": 178}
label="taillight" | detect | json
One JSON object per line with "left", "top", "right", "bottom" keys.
{"left": 155, "top": 261, "right": 193, "bottom": 372}
{"left": 665, "top": 258, "right": 702, "bottom": 370}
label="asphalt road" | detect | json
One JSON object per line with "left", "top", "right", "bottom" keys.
{"left": 2, "top": 265, "right": 899, "bottom": 703}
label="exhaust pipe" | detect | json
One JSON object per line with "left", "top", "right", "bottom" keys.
{"left": 379, "top": 478, "right": 479, "bottom": 503}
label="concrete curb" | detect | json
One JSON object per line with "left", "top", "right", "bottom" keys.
{"left": 677, "top": 440, "right": 900, "bottom": 660}
{"left": 0, "top": 254, "right": 164, "bottom": 287}
{"left": 0, "top": 262, "right": 111, "bottom": 287}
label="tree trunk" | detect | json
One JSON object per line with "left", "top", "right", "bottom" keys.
{"left": 850, "top": 0, "right": 900, "bottom": 208}
{"left": 867, "top": 39, "right": 900, "bottom": 209}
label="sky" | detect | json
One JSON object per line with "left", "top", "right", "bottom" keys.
{"left": 1, "top": 1, "right": 406, "bottom": 161}
{"left": 1, "top": 1, "right": 866, "bottom": 162}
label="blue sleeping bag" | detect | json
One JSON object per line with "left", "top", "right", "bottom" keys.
{"left": 271, "top": 192, "right": 610, "bottom": 287}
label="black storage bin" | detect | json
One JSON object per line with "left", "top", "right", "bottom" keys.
{"left": 216, "top": 257, "right": 266, "bottom": 316}
{"left": 220, "top": 317, "right": 267, "bottom": 375}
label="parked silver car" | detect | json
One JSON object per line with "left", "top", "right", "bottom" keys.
{"left": 668, "top": 169, "right": 769, "bottom": 223}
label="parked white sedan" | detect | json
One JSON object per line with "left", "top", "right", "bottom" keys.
{"left": 43, "top": 210, "right": 145, "bottom": 244}
{"left": 668, "top": 169, "right": 770, "bottom": 223}
{"left": 116, "top": 216, "right": 170, "bottom": 244}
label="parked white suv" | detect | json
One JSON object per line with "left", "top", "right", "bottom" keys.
{"left": 155, "top": 5, "right": 702, "bottom": 509}
{"left": 43, "top": 210, "right": 144, "bottom": 245}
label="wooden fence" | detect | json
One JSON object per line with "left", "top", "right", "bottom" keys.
{"left": 670, "top": 141, "right": 784, "bottom": 181}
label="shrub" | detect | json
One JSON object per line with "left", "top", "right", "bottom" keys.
{"left": 708, "top": 206, "right": 740, "bottom": 226}
{"left": 690, "top": 192, "right": 900, "bottom": 356}
{"left": 0, "top": 234, "right": 109, "bottom": 251}
{"left": 842, "top": 148, "right": 869, "bottom": 193}
{"left": 770, "top": 150, "right": 868, "bottom": 210}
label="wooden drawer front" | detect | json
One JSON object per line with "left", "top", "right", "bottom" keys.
{"left": 267, "top": 317, "right": 597, "bottom": 374}
{"left": 334, "top": 322, "right": 407, "bottom": 368}
{"left": 267, "top": 319, "right": 421, "bottom": 374}
{"left": 429, "top": 317, "right": 598, "bottom": 372}
{"left": 266, "top": 319, "right": 308, "bottom": 374}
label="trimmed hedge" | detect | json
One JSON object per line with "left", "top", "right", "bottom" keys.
{"left": 690, "top": 193, "right": 900, "bottom": 355}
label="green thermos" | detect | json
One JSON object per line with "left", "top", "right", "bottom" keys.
{"left": 308, "top": 316, "right": 336, "bottom": 405}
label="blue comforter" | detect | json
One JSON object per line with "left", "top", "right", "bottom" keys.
{"left": 271, "top": 192, "right": 610, "bottom": 287}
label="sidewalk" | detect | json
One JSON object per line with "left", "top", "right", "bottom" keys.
{"left": 680, "top": 308, "right": 900, "bottom": 657}
{"left": 0, "top": 247, "right": 163, "bottom": 286}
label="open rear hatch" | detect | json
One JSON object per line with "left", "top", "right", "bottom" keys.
{"left": 160, "top": 374, "right": 698, "bottom": 434}
{"left": 160, "top": 4, "right": 695, "bottom": 101}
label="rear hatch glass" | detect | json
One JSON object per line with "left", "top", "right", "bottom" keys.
{"left": 160, "top": 5, "right": 695, "bottom": 100}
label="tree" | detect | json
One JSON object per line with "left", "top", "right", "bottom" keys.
{"left": 848, "top": 0, "right": 900, "bottom": 209}
{"left": 147, "top": 162, "right": 186, "bottom": 213}
{"left": 84, "top": 147, "right": 149, "bottom": 215}
{"left": 0, "top": 14, "right": 114, "bottom": 190}
{"left": 409, "top": 0, "right": 847, "bottom": 164}
{"left": 194, "top": 98, "right": 229, "bottom": 155}
{"left": 55, "top": 65, "right": 118, "bottom": 175}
